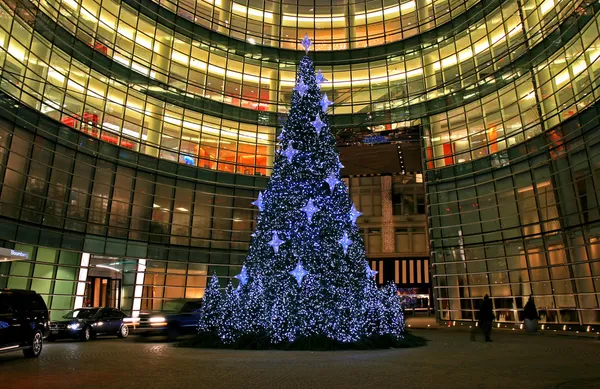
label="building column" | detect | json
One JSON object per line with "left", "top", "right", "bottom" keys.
{"left": 131, "top": 259, "right": 147, "bottom": 318}
{"left": 381, "top": 175, "right": 395, "bottom": 253}
{"left": 74, "top": 253, "right": 90, "bottom": 309}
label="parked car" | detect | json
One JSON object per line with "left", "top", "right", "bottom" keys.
{"left": 48, "top": 307, "right": 129, "bottom": 341}
{"left": 0, "top": 289, "right": 50, "bottom": 358}
{"left": 132, "top": 299, "right": 202, "bottom": 340}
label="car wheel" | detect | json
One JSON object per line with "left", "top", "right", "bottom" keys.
{"left": 118, "top": 324, "right": 129, "bottom": 338}
{"left": 23, "top": 330, "right": 43, "bottom": 358}
{"left": 80, "top": 326, "right": 91, "bottom": 342}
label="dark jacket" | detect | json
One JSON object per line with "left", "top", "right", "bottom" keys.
{"left": 523, "top": 299, "right": 539, "bottom": 320}
{"left": 479, "top": 296, "right": 495, "bottom": 322}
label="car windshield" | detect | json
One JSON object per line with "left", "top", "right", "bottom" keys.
{"left": 180, "top": 301, "right": 202, "bottom": 313}
{"left": 62, "top": 309, "right": 99, "bottom": 319}
{"left": 162, "top": 300, "right": 185, "bottom": 312}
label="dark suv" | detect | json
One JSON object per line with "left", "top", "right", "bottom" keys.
{"left": 0, "top": 289, "right": 50, "bottom": 358}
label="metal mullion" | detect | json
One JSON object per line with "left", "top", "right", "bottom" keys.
{"left": 50, "top": 146, "right": 75, "bottom": 231}
{"left": 36, "top": 127, "right": 58, "bottom": 226}
{"left": 103, "top": 160, "right": 118, "bottom": 236}
{"left": 562, "top": 124, "right": 598, "bottom": 324}
{"left": 526, "top": 147, "right": 565, "bottom": 319}
{"left": 121, "top": 165, "right": 137, "bottom": 238}
{"left": 493, "top": 172, "right": 521, "bottom": 299}
{"left": 0, "top": 121, "right": 16, "bottom": 201}
{"left": 72, "top": 153, "right": 94, "bottom": 229}
{"left": 186, "top": 179, "right": 198, "bottom": 247}
{"left": 15, "top": 127, "right": 37, "bottom": 221}
{"left": 509, "top": 163, "right": 536, "bottom": 302}
{"left": 582, "top": 229, "right": 600, "bottom": 309}
{"left": 580, "top": 142, "right": 600, "bottom": 310}
{"left": 165, "top": 177, "right": 176, "bottom": 244}
{"left": 207, "top": 182, "right": 217, "bottom": 254}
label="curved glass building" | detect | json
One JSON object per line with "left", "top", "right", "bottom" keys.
{"left": 0, "top": 0, "right": 598, "bottom": 327}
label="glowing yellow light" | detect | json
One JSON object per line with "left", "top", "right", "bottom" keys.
{"left": 571, "top": 60, "right": 587, "bottom": 77}
{"left": 541, "top": 0, "right": 554, "bottom": 15}
{"left": 63, "top": 0, "right": 78, "bottom": 10}
{"left": 48, "top": 69, "right": 66, "bottom": 84}
{"left": 7, "top": 43, "right": 26, "bottom": 62}
{"left": 554, "top": 69, "right": 570, "bottom": 86}
{"left": 67, "top": 80, "right": 84, "bottom": 92}
{"left": 117, "top": 25, "right": 134, "bottom": 41}
{"left": 190, "top": 59, "right": 208, "bottom": 71}
{"left": 171, "top": 51, "right": 189, "bottom": 65}
{"left": 400, "top": 1, "right": 416, "bottom": 12}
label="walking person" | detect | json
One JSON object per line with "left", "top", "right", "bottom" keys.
{"left": 523, "top": 295, "right": 539, "bottom": 333}
{"left": 479, "top": 294, "right": 495, "bottom": 342}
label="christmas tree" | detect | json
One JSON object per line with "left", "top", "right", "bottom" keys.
{"left": 196, "top": 274, "right": 222, "bottom": 333}
{"left": 198, "top": 36, "right": 405, "bottom": 345}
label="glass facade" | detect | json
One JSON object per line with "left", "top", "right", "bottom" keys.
{"left": 425, "top": 3, "right": 600, "bottom": 169}
{"left": 153, "top": 0, "right": 479, "bottom": 50}
{"left": 0, "top": 0, "right": 597, "bottom": 325}
{"left": 428, "top": 104, "right": 600, "bottom": 326}
{"left": 423, "top": 0, "right": 600, "bottom": 328}
{"left": 30, "top": 0, "right": 577, "bottom": 117}
{"left": 0, "top": 96, "right": 264, "bottom": 316}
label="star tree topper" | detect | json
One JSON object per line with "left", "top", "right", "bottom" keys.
{"left": 311, "top": 116, "right": 325, "bottom": 136}
{"left": 251, "top": 191, "right": 264, "bottom": 212}
{"left": 320, "top": 93, "right": 333, "bottom": 112}
{"left": 268, "top": 231, "right": 284, "bottom": 254}
{"left": 301, "top": 198, "right": 320, "bottom": 224}
{"left": 294, "top": 77, "right": 308, "bottom": 97}
{"left": 235, "top": 265, "right": 249, "bottom": 287}
{"left": 325, "top": 173, "right": 339, "bottom": 195}
{"left": 289, "top": 260, "right": 309, "bottom": 287}
{"left": 282, "top": 141, "right": 299, "bottom": 163}
{"left": 350, "top": 203, "right": 363, "bottom": 224}
{"left": 301, "top": 33, "right": 312, "bottom": 53}
{"left": 365, "top": 263, "right": 378, "bottom": 279}
{"left": 339, "top": 232, "right": 352, "bottom": 255}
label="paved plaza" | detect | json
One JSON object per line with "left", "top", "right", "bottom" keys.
{"left": 0, "top": 328, "right": 598, "bottom": 389}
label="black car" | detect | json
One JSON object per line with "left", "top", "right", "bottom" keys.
{"left": 134, "top": 299, "right": 202, "bottom": 340}
{"left": 48, "top": 307, "right": 129, "bottom": 341}
{"left": 0, "top": 289, "right": 50, "bottom": 358}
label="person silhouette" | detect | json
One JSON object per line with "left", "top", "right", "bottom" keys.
{"left": 523, "top": 295, "right": 539, "bottom": 333}
{"left": 478, "top": 294, "right": 495, "bottom": 342}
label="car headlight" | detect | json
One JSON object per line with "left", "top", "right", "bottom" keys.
{"left": 149, "top": 316, "right": 167, "bottom": 326}
{"left": 67, "top": 323, "right": 80, "bottom": 330}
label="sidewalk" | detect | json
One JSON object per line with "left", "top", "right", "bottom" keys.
{"left": 405, "top": 315, "right": 600, "bottom": 340}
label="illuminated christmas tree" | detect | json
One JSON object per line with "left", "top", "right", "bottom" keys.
{"left": 196, "top": 274, "right": 222, "bottom": 333}
{"left": 198, "top": 36, "right": 404, "bottom": 345}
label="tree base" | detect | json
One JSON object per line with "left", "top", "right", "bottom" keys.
{"left": 178, "top": 332, "right": 427, "bottom": 351}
